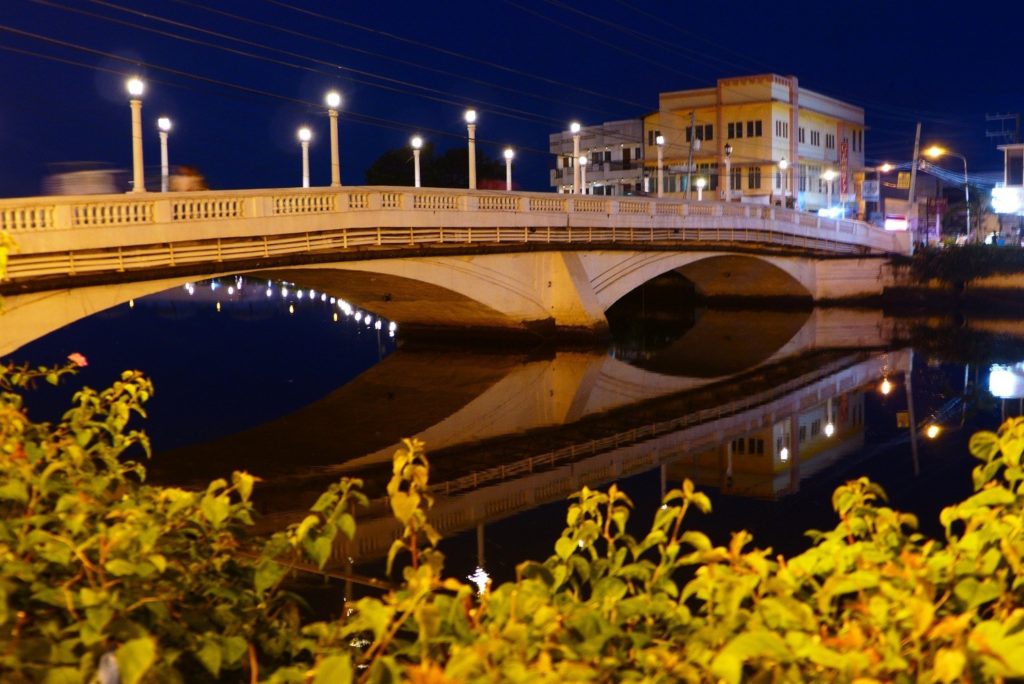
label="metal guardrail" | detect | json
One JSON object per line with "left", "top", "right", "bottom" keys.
{"left": 0, "top": 186, "right": 905, "bottom": 284}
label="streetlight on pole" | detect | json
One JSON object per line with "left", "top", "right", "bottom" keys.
{"left": 297, "top": 126, "right": 312, "bottom": 188}
{"left": 411, "top": 136, "right": 423, "bottom": 188}
{"left": 655, "top": 134, "right": 665, "bottom": 198}
{"left": 157, "top": 116, "right": 171, "bottom": 193}
{"left": 579, "top": 155, "right": 588, "bottom": 195}
{"left": 822, "top": 169, "right": 837, "bottom": 211}
{"left": 925, "top": 145, "right": 971, "bottom": 242}
{"left": 723, "top": 143, "right": 733, "bottom": 202}
{"left": 779, "top": 157, "right": 789, "bottom": 204}
{"left": 325, "top": 90, "right": 342, "bottom": 187}
{"left": 695, "top": 177, "right": 706, "bottom": 201}
{"left": 465, "top": 109, "right": 477, "bottom": 190}
{"left": 503, "top": 147, "right": 514, "bottom": 191}
{"left": 570, "top": 121, "right": 581, "bottom": 194}
{"left": 126, "top": 77, "right": 146, "bottom": 193}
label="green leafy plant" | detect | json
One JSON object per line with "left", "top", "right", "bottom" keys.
{"left": 3, "top": 359, "right": 1024, "bottom": 682}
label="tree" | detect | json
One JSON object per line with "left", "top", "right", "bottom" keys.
{"left": 365, "top": 142, "right": 505, "bottom": 189}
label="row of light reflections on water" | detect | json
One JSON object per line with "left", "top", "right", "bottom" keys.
{"left": 124, "top": 276, "right": 398, "bottom": 337}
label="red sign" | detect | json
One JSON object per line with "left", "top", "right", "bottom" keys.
{"left": 839, "top": 140, "right": 849, "bottom": 196}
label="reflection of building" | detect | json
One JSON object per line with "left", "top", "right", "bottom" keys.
{"left": 643, "top": 74, "right": 865, "bottom": 213}
{"left": 549, "top": 119, "right": 644, "bottom": 196}
{"left": 669, "top": 394, "right": 865, "bottom": 499}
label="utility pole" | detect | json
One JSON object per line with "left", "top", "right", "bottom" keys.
{"left": 906, "top": 122, "right": 922, "bottom": 256}
{"left": 685, "top": 111, "right": 696, "bottom": 200}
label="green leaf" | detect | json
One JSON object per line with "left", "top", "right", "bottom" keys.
{"left": 969, "top": 431, "right": 1001, "bottom": 462}
{"left": 0, "top": 480, "right": 28, "bottom": 503}
{"left": 105, "top": 559, "right": 137, "bottom": 576}
{"left": 43, "top": 667, "right": 82, "bottom": 684}
{"left": 197, "top": 640, "right": 223, "bottom": 678}
{"left": 313, "top": 654, "right": 352, "bottom": 684}
{"left": 308, "top": 536, "right": 333, "bottom": 569}
{"left": 222, "top": 636, "right": 248, "bottom": 666}
{"left": 233, "top": 471, "right": 255, "bottom": 502}
{"left": 116, "top": 636, "right": 157, "bottom": 684}
{"left": 339, "top": 513, "right": 356, "bottom": 541}
{"left": 201, "top": 493, "right": 230, "bottom": 528}
{"left": 254, "top": 560, "right": 288, "bottom": 596}
{"left": 934, "top": 648, "right": 966, "bottom": 684}
{"left": 555, "top": 535, "right": 576, "bottom": 560}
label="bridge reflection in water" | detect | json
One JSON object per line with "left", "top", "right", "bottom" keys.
{"left": 132, "top": 300, "right": 905, "bottom": 566}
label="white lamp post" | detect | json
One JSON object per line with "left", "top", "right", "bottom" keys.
{"left": 126, "top": 77, "right": 146, "bottom": 193}
{"left": 655, "top": 134, "right": 665, "bottom": 198}
{"left": 579, "top": 155, "right": 588, "bottom": 195}
{"left": 465, "top": 109, "right": 477, "bottom": 190}
{"left": 297, "top": 126, "right": 312, "bottom": 188}
{"left": 695, "top": 176, "right": 706, "bottom": 201}
{"left": 570, "top": 121, "right": 581, "bottom": 194}
{"left": 157, "top": 116, "right": 171, "bottom": 193}
{"left": 411, "top": 135, "right": 423, "bottom": 188}
{"left": 779, "top": 157, "right": 789, "bottom": 202}
{"left": 325, "top": 90, "right": 342, "bottom": 187}
{"left": 822, "top": 169, "right": 836, "bottom": 210}
{"left": 723, "top": 143, "right": 733, "bottom": 202}
{"left": 503, "top": 147, "right": 514, "bottom": 191}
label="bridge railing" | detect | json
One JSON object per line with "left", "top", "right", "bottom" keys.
{"left": 0, "top": 186, "right": 907, "bottom": 282}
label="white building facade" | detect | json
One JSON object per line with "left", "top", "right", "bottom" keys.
{"left": 549, "top": 119, "right": 645, "bottom": 196}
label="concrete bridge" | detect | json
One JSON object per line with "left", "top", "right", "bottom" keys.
{"left": 1, "top": 186, "right": 907, "bottom": 336}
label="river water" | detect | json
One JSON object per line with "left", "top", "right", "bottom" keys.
{"left": 4, "top": 276, "right": 1020, "bottom": 589}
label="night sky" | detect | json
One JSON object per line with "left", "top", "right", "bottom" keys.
{"left": 1, "top": 0, "right": 1021, "bottom": 198}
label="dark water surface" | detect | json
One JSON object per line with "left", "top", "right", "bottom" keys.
{"left": 5, "top": 277, "right": 1018, "bottom": 590}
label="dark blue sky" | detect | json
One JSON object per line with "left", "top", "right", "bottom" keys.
{"left": 1, "top": 0, "right": 1020, "bottom": 197}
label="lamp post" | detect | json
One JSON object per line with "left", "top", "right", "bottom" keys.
{"left": 655, "top": 134, "right": 665, "bottom": 198}
{"left": 157, "top": 116, "right": 171, "bottom": 193}
{"left": 925, "top": 145, "right": 971, "bottom": 241}
{"left": 503, "top": 147, "right": 514, "bottom": 191}
{"left": 411, "top": 136, "right": 423, "bottom": 188}
{"left": 779, "top": 157, "right": 789, "bottom": 203}
{"left": 570, "top": 122, "right": 581, "bottom": 194}
{"left": 126, "top": 77, "right": 145, "bottom": 193}
{"left": 579, "top": 155, "right": 588, "bottom": 195}
{"left": 325, "top": 90, "right": 342, "bottom": 187}
{"left": 465, "top": 109, "right": 477, "bottom": 190}
{"left": 695, "top": 176, "right": 706, "bottom": 201}
{"left": 822, "top": 169, "right": 836, "bottom": 211}
{"left": 723, "top": 143, "right": 733, "bottom": 202}
{"left": 297, "top": 126, "right": 311, "bottom": 188}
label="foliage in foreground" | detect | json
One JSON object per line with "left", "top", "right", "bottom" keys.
{"left": 2, "top": 361, "right": 1024, "bottom": 683}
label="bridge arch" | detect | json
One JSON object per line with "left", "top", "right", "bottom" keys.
{"left": 580, "top": 251, "right": 815, "bottom": 311}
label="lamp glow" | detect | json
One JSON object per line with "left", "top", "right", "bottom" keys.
{"left": 297, "top": 127, "right": 312, "bottom": 142}
{"left": 824, "top": 422, "right": 835, "bottom": 437}
{"left": 880, "top": 378, "right": 893, "bottom": 395}
{"left": 503, "top": 148, "right": 514, "bottom": 161}
{"left": 655, "top": 135, "right": 665, "bottom": 146}
{"left": 411, "top": 136, "right": 423, "bottom": 149}
{"left": 126, "top": 77, "right": 145, "bottom": 97}
{"left": 925, "top": 424, "right": 941, "bottom": 439}
{"left": 879, "top": 163, "right": 893, "bottom": 173}
{"left": 779, "top": 157, "right": 789, "bottom": 170}
{"left": 780, "top": 446, "right": 790, "bottom": 462}
{"left": 569, "top": 121, "right": 581, "bottom": 134}
{"left": 325, "top": 90, "right": 341, "bottom": 109}
{"left": 924, "top": 145, "right": 945, "bottom": 159}
{"left": 464, "top": 109, "right": 477, "bottom": 124}
{"left": 158, "top": 117, "right": 171, "bottom": 132}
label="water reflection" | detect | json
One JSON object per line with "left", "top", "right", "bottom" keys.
{"left": 8, "top": 280, "right": 1024, "bottom": 575}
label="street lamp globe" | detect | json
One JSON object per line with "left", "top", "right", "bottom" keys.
{"left": 655, "top": 135, "right": 665, "bottom": 146}
{"left": 325, "top": 90, "right": 341, "bottom": 110}
{"left": 724, "top": 143, "right": 733, "bottom": 157}
{"left": 779, "top": 157, "right": 789, "bottom": 170}
{"left": 158, "top": 117, "right": 172, "bottom": 132}
{"left": 578, "top": 155, "right": 588, "bottom": 167}
{"left": 924, "top": 145, "right": 945, "bottom": 159}
{"left": 503, "top": 148, "right": 515, "bottom": 161}
{"left": 411, "top": 136, "right": 423, "bottom": 150}
{"left": 695, "top": 177, "right": 706, "bottom": 189}
{"left": 464, "top": 109, "right": 477, "bottom": 124}
{"left": 570, "top": 121, "right": 581, "bottom": 134}
{"left": 298, "top": 127, "right": 312, "bottom": 142}
{"left": 822, "top": 169, "right": 836, "bottom": 182}
{"left": 126, "top": 77, "right": 145, "bottom": 98}
{"left": 880, "top": 163, "right": 893, "bottom": 173}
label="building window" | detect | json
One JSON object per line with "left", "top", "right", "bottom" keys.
{"left": 799, "top": 164, "right": 808, "bottom": 192}
{"left": 775, "top": 170, "right": 781, "bottom": 189}
{"left": 810, "top": 130, "right": 821, "bottom": 146}
{"left": 811, "top": 419, "right": 821, "bottom": 437}
{"left": 798, "top": 127, "right": 805, "bottom": 143}
{"left": 825, "top": 133, "right": 835, "bottom": 150}
{"left": 746, "top": 120, "right": 762, "bottom": 137}
{"left": 748, "top": 166, "right": 761, "bottom": 189}
{"left": 799, "top": 425, "right": 807, "bottom": 443}
{"left": 733, "top": 438, "right": 745, "bottom": 454}
{"left": 728, "top": 121, "right": 744, "bottom": 139}
{"left": 704, "top": 124, "right": 713, "bottom": 141}
{"left": 730, "top": 167, "right": 742, "bottom": 190}
{"left": 647, "top": 130, "right": 661, "bottom": 146}
{"left": 775, "top": 120, "right": 789, "bottom": 138}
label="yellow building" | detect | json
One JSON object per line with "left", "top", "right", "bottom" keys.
{"left": 644, "top": 74, "right": 865, "bottom": 214}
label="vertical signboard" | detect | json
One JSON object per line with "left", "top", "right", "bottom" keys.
{"left": 839, "top": 139, "right": 849, "bottom": 197}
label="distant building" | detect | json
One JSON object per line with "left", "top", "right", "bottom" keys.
{"left": 644, "top": 74, "right": 866, "bottom": 213}
{"left": 993, "top": 144, "right": 1024, "bottom": 216}
{"left": 549, "top": 119, "right": 644, "bottom": 195}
